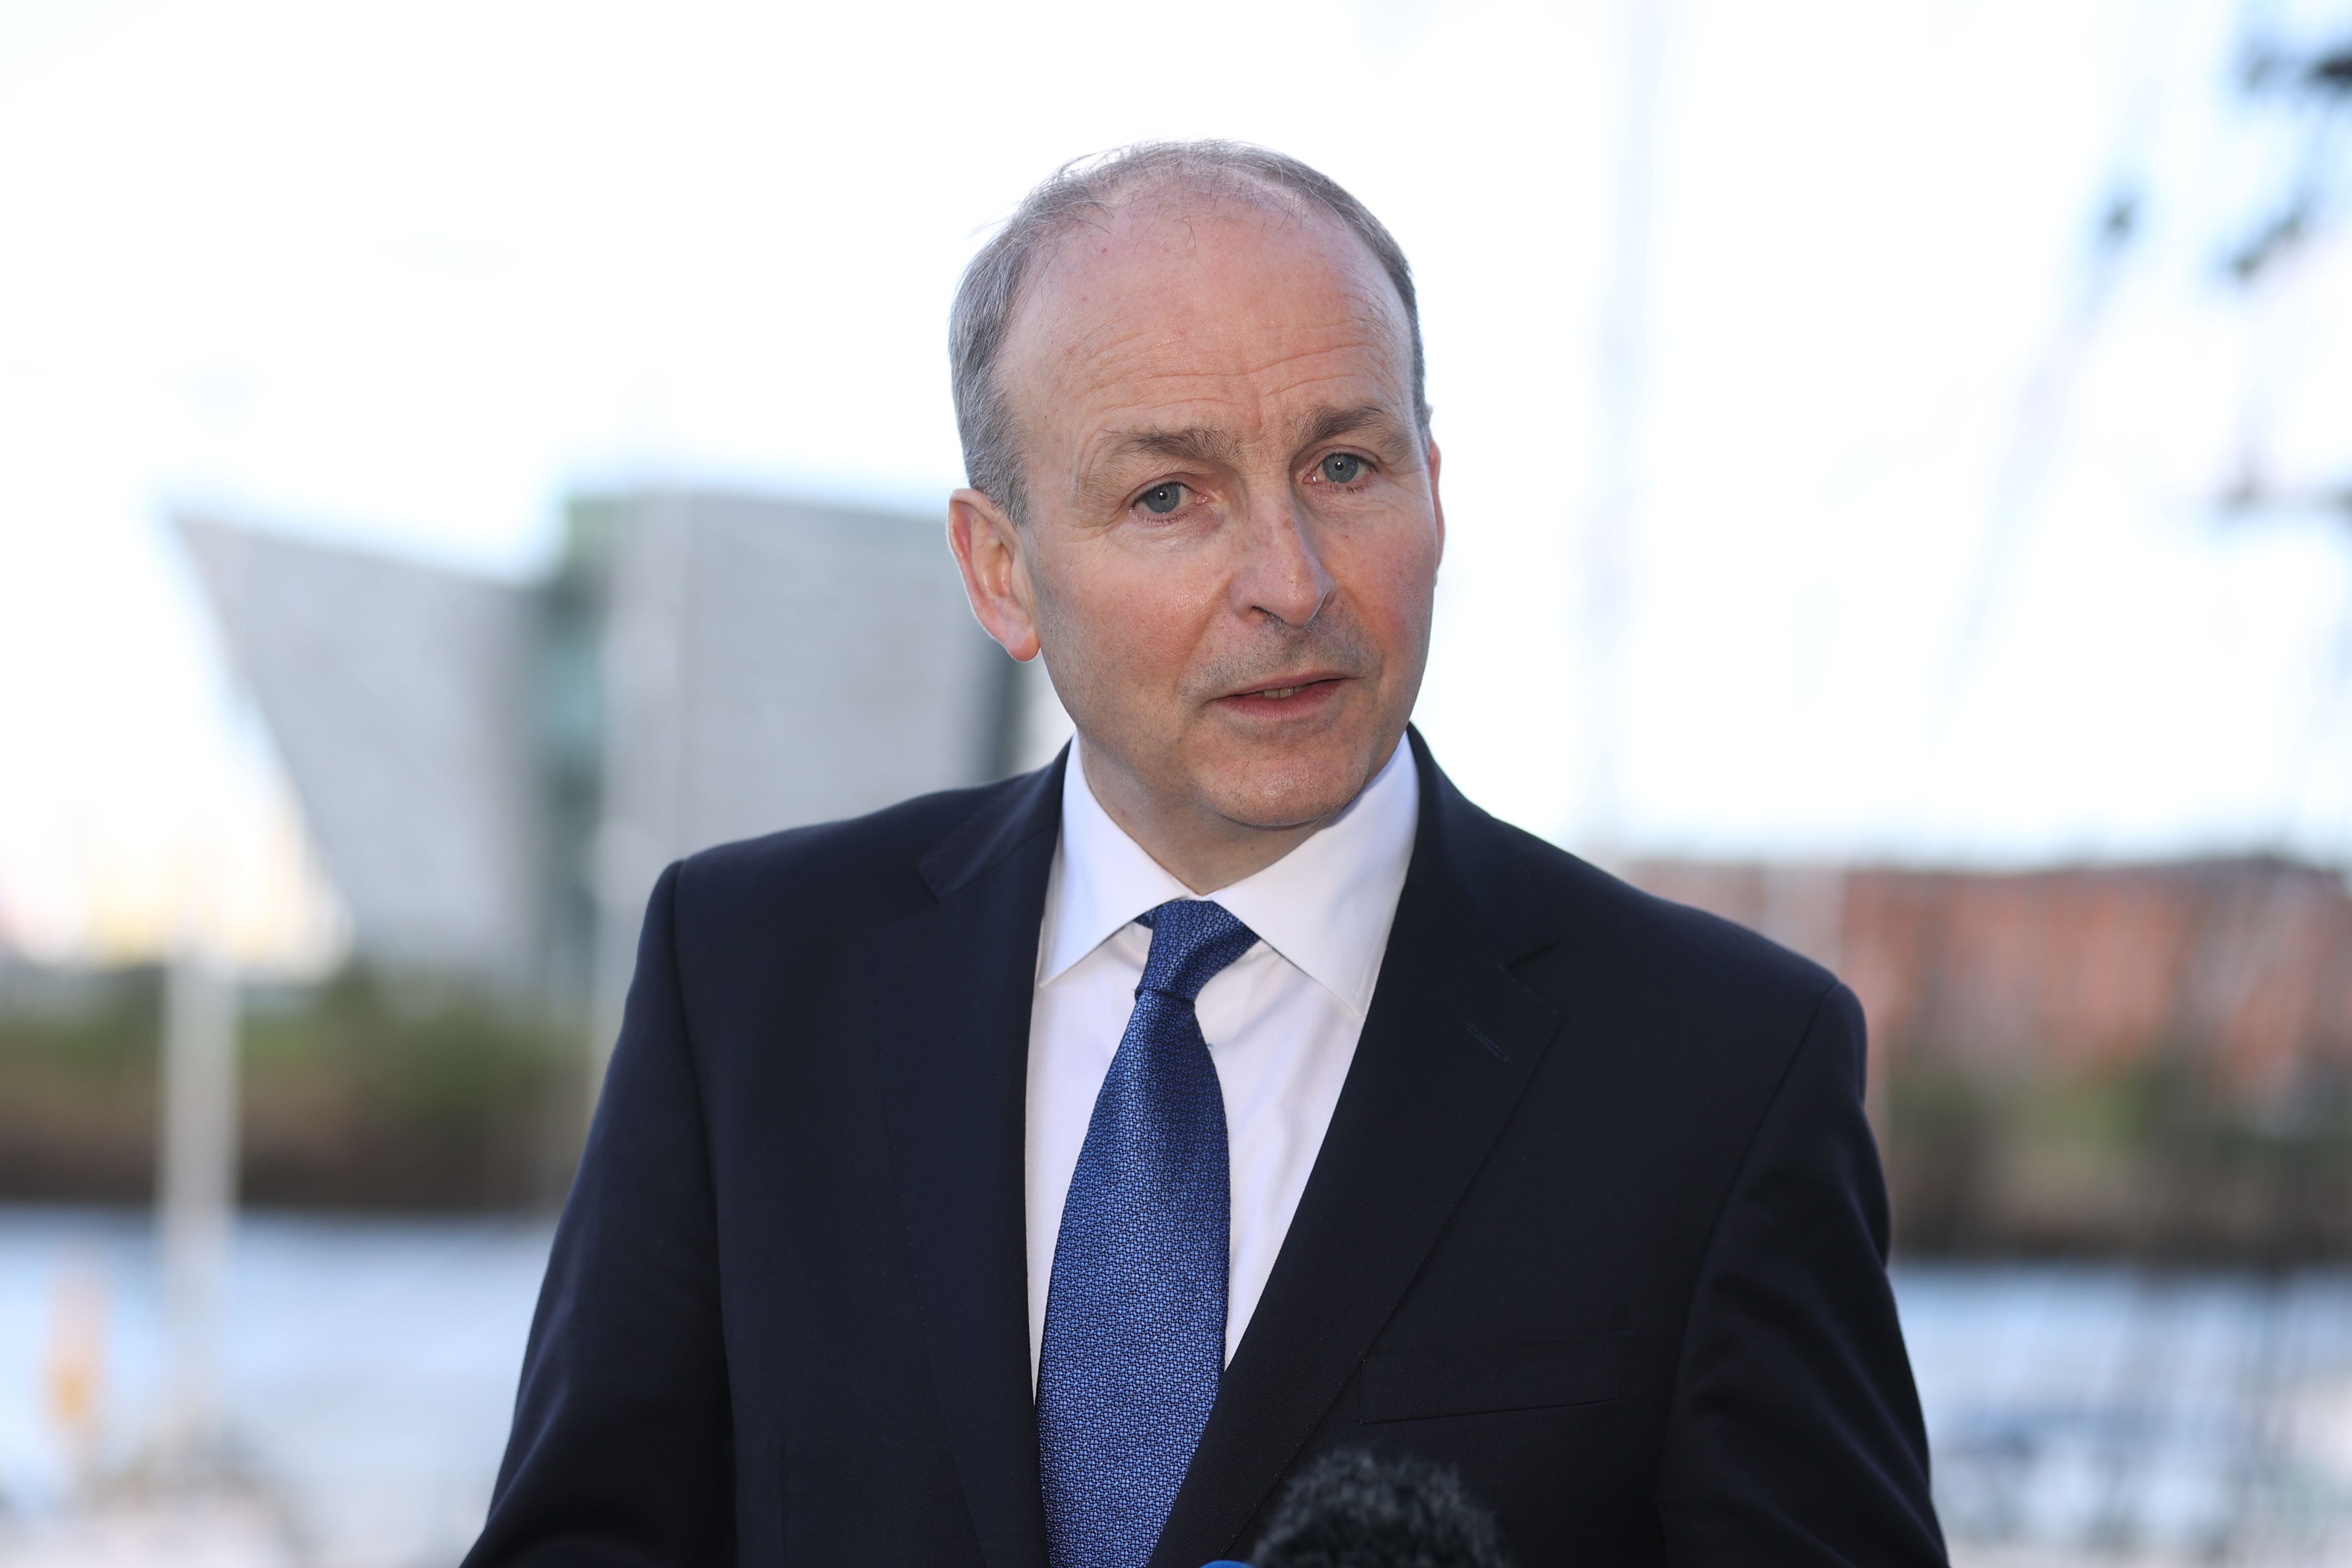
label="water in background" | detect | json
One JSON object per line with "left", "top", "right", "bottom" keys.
{"left": 2, "top": 1208, "right": 2350, "bottom": 1567}
{"left": 1902, "top": 1269, "right": 2352, "bottom": 1565}
{"left": 0, "top": 1210, "right": 549, "bottom": 1568}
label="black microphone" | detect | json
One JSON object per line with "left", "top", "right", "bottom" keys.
{"left": 1236, "top": 1448, "right": 1512, "bottom": 1568}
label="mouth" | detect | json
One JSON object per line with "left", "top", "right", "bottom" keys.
{"left": 1212, "top": 673, "right": 1353, "bottom": 715}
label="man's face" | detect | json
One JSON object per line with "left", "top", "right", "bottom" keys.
{"left": 974, "top": 192, "right": 1443, "bottom": 843}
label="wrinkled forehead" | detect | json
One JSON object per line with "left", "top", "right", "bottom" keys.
{"left": 1001, "top": 182, "right": 1416, "bottom": 432}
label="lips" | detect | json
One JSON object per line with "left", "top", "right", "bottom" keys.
{"left": 1228, "top": 672, "right": 1344, "bottom": 698}
{"left": 1212, "top": 674, "right": 1351, "bottom": 713}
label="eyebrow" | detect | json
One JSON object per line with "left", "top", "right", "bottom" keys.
{"left": 1103, "top": 403, "right": 1404, "bottom": 469}
{"left": 1109, "top": 424, "right": 1244, "bottom": 466}
{"left": 1293, "top": 402, "right": 1398, "bottom": 451}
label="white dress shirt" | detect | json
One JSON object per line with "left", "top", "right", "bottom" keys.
{"left": 1024, "top": 736, "right": 1420, "bottom": 1382}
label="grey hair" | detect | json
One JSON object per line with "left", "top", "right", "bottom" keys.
{"left": 948, "top": 139, "right": 1430, "bottom": 523}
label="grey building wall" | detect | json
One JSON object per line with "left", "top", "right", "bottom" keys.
{"left": 181, "top": 491, "right": 1023, "bottom": 1035}
{"left": 177, "top": 515, "right": 545, "bottom": 985}
{"left": 567, "top": 491, "right": 1016, "bottom": 1052}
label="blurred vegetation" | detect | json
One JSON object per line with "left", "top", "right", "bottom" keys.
{"left": 6, "top": 960, "right": 2349, "bottom": 1255}
{"left": 1886, "top": 1047, "right": 2352, "bottom": 1264}
{"left": 0, "top": 965, "right": 581, "bottom": 1210}
{"left": 0, "top": 966, "right": 162, "bottom": 1202}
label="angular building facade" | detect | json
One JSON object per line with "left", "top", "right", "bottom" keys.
{"left": 180, "top": 515, "right": 547, "bottom": 985}
{"left": 181, "top": 490, "right": 1047, "bottom": 1021}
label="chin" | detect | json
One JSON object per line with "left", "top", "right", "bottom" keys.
{"left": 1199, "top": 734, "right": 1386, "bottom": 831}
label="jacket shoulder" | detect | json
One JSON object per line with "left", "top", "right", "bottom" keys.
{"left": 667, "top": 770, "right": 1043, "bottom": 930}
{"left": 1492, "top": 818, "right": 1840, "bottom": 1017}
{"left": 1470, "top": 814, "right": 1870, "bottom": 1184}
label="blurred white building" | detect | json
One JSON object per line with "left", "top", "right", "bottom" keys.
{"left": 180, "top": 491, "right": 1053, "bottom": 1012}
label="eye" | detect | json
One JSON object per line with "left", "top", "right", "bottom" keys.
{"left": 1137, "top": 481, "right": 1189, "bottom": 515}
{"left": 1317, "top": 453, "right": 1366, "bottom": 485}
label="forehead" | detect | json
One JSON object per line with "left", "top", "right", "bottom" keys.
{"left": 1000, "top": 188, "right": 1414, "bottom": 449}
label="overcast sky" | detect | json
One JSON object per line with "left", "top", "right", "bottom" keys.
{"left": 2, "top": 0, "right": 2348, "bottom": 965}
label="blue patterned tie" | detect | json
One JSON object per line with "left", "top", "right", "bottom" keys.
{"left": 1038, "top": 898, "right": 1261, "bottom": 1568}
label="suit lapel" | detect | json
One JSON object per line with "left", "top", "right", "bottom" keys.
{"left": 1150, "top": 734, "right": 1567, "bottom": 1568}
{"left": 876, "top": 756, "right": 1066, "bottom": 1568}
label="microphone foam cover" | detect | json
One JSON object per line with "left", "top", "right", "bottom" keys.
{"left": 1250, "top": 1448, "right": 1510, "bottom": 1568}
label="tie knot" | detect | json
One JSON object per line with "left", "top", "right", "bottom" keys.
{"left": 1134, "top": 900, "right": 1260, "bottom": 1003}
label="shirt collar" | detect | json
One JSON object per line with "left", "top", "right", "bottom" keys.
{"left": 1036, "top": 734, "right": 1420, "bottom": 1017}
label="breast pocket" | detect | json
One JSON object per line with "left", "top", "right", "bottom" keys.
{"left": 1358, "top": 1331, "right": 1636, "bottom": 1424}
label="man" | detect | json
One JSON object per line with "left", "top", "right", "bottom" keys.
{"left": 466, "top": 142, "right": 1944, "bottom": 1567}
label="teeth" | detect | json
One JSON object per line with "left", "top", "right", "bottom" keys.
{"left": 1260, "top": 686, "right": 1301, "bottom": 699}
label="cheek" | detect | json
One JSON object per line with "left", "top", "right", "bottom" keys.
{"left": 1338, "top": 520, "right": 1442, "bottom": 638}
{"left": 1038, "top": 552, "right": 1204, "bottom": 701}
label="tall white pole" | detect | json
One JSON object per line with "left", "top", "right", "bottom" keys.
{"left": 1579, "top": 0, "right": 1673, "bottom": 858}
{"left": 155, "top": 945, "right": 240, "bottom": 1481}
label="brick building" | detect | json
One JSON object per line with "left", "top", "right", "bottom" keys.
{"left": 1631, "top": 856, "right": 2352, "bottom": 1093}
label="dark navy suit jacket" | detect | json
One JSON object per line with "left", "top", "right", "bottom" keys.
{"left": 465, "top": 733, "right": 1945, "bottom": 1566}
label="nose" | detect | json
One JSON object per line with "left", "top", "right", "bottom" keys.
{"left": 1233, "top": 492, "right": 1335, "bottom": 631}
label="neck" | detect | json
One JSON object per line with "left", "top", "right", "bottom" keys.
{"left": 1075, "top": 738, "right": 1394, "bottom": 894}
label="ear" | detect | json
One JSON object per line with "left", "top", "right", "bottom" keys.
{"left": 1425, "top": 437, "right": 1446, "bottom": 566}
{"left": 947, "top": 488, "right": 1042, "bottom": 662}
